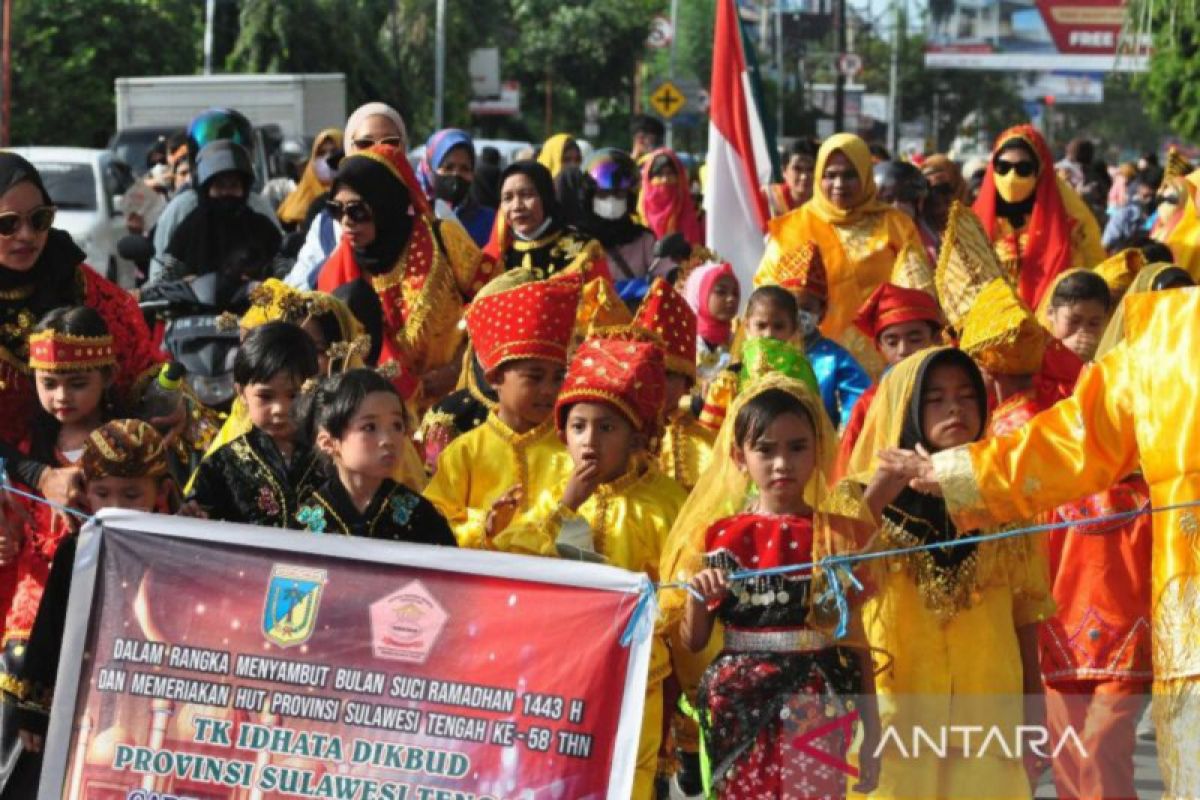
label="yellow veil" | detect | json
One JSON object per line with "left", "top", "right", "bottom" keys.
{"left": 537, "top": 133, "right": 577, "bottom": 179}
{"left": 1096, "top": 262, "right": 1175, "bottom": 360}
{"left": 659, "top": 372, "right": 875, "bottom": 641}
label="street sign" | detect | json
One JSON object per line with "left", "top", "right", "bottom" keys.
{"left": 647, "top": 15, "right": 673, "bottom": 49}
{"left": 650, "top": 81, "right": 686, "bottom": 120}
{"left": 837, "top": 52, "right": 863, "bottom": 77}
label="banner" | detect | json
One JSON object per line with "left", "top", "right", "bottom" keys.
{"left": 40, "top": 510, "right": 653, "bottom": 800}
{"left": 924, "top": 0, "right": 1149, "bottom": 72}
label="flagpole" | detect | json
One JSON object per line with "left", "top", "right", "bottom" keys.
{"left": 666, "top": 0, "right": 678, "bottom": 150}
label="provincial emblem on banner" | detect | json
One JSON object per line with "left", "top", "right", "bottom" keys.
{"left": 262, "top": 565, "right": 328, "bottom": 647}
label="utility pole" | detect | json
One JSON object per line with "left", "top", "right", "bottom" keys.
{"left": 203, "top": 0, "right": 215, "bottom": 75}
{"left": 1, "top": 0, "right": 9, "bottom": 147}
{"left": 775, "top": 0, "right": 784, "bottom": 143}
{"left": 666, "top": 0, "right": 679, "bottom": 149}
{"left": 834, "top": 0, "right": 846, "bottom": 132}
{"left": 887, "top": 0, "right": 901, "bottom": 153}
{"left": 434, "top": 0, "right": 446, "bottom": 130}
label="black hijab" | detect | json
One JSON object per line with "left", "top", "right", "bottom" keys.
{"left": 500, "top": 160, "right": 563, "bottom": 239}
{"left": 554, "top": 166, "right": 588, "bottom": 229}
{"left": 332, "top": 277, "right": 384, "bottom": 365}
{"left": 332, "top": 154, "right": 413, "bottom": 275}
{"left": 0, "top": 152, "right": 86, "bottom": 310}
{"left": 886, "top": 348, "right": 988, "bottom": 568}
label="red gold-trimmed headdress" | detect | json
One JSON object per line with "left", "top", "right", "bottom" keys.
{"left": 464, "top": 271, "right": 581, "bottom": 375}
{"left": 555, "top": 328, "right": 667, "bottom": 438}
{"left": 633, "top": 278, "right": 696, "bottom": 379}
{"left": 28, "top": 330, "right": 115, "bottom": 372}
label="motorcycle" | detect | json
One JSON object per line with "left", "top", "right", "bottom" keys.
{"left": 122, "top": 235, "right": 247, "bottom": 412}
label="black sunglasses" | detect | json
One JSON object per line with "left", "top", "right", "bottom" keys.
{"left": 326, "top": 200, "right": 373, "bottom": 224}
{"left": 994, "top": 160, "right": 1036, "bottom": 178}
{"left": 0, "top": 205, "right": 56, "bottom": 237}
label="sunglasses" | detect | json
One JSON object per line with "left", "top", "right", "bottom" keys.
{"left": 351, "top": 136, "right": 403, "bottom": 151}
{"left": 994, "top": 160, "right": 1036, "bottom": 178}
{"left": 0, "top": 205, "right": 56, "bottom": 237}
{"left": 326, "top": 200, "right": 373, "bottom": 224}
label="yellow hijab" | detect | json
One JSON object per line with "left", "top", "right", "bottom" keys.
{"left": 1096, "top": 262, "right": 1176, "bottom": 360}
{"left": 276, "top": 128, "right": 343, "bottom": 225}
{"left": 537, "top": 133, "right": 577, "bottom": 179}
{"left": 809, "top": 133, "right": 891, "bottom": 226}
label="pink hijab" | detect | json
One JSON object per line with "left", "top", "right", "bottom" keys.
{"left": 639, "top": 148, "right": 704, "bottom": 245}
{"left": 684, "top": 261, "right": 736, "bottom": 346}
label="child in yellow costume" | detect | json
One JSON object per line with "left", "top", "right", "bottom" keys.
{"left": 846, "top": 347, "right": 1053, "bottom": 800}
{"left": 883, "top": 287, "right": 1200, "bottom": 798}
{"left": 630, "top": 277, "right": 716, "bottom": 794}
{"left": 492, "top": 330, "right": 686, "bottom": 800}
{"left": 422, "top": 271, "right": 580, "bottom": 548}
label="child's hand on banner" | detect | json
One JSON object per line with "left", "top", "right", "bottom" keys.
{"left": 485, "top": 485, "right": 524, "bottom": 539}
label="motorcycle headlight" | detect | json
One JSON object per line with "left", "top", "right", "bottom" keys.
{"left": 189, "top": 374, "right": 235, "bottom": 407}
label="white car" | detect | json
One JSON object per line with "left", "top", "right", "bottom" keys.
{"left": 8, "top": 147, "right": 137, "bottom": 287}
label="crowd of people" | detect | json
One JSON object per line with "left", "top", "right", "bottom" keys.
{"left": 0, "top": 99, "right": 1196, "bottom": 800}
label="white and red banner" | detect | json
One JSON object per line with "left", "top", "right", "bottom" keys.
{"left": 40, "top": 510, "right": 653, "bottom": 799}
{"left": 705, "top": 0, "right": 776, "bottom": 297}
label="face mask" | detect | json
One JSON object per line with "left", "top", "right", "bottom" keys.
{"left": 208, "top": 196, "right": 245, "bottom": 216}
{"left": 593, "top": 196, "right": 628, "bottom": 220}
{"left": 434, "top": 174, "right": 470, "bottom": 207}
{"left": 313, "top": 157, "right": 335, "bottom": 184}
{"left": 798, "top": 309, "right": 820, "bottom": 339}
{"left": 994, "top": 171, "right": 1037, "bottom": 204}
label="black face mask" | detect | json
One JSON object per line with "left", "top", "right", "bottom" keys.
{"left": 208, "top": 195, "right": 247, "bottom": 216}
{"left": 434, "top": 174, "right": 471, "bottom": 206}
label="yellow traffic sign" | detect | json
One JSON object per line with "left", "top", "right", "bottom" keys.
{"left": 650, "top": 81, "right": 686, "bottom": 120}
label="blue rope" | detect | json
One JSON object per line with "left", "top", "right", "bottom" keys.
{"left": 0, "top": 467, "right": 94, "bottom": 522}
{"left": 619, "top": 579, "right": 658, "bottom": 647}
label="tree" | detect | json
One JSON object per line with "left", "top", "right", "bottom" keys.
{"left": 10, "top": 0, "right": 201, "bottom": 147}
{"left": 227, "top": 0, "right": 399, "bottom": 122}
{"left": 504, "top": 0, "right": 659, "bottom": 141}
{"left": 1131, "top": 2, "right": 1200, "bottom": 142}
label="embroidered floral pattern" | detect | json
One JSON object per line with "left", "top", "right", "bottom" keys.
{"left": 296, "top": 504, "right": 327, "bottom": 533}
{"left": 257, "top": 485, "right": 280, "bottom": 518}
{"left": 390, "top": 494, "right": 420, "bottom": 526}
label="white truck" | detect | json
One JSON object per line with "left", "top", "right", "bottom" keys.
{"left": 114, "top": 73, "right": 346, "bottom": 140}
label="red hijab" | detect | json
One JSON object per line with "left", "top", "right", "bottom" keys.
{"left": 972, "top": 124, "right": 1074, "bottom": 309}
{"left": 638, "top": 148, "right": 704, "bottom": 245}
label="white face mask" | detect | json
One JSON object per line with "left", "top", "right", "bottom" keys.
{"left": 593, "top": 196, "right": 628, "bottom": 220}
{"left": 313, "top": 157, "right": 335, "bottom": 184}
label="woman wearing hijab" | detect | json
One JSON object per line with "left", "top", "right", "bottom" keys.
{"left": 845, "top": 346, "right": 1051, "bottom": 799}
{"left": 537, "top": 132, "right": 582, "bottom": 179}
{"left": 0, "top": 152, "right": 163, "bottom": 521}
{"left": 758, "top": 133, "right": 931, "bottom": 373}
{"left": 417, "top": 129, "right": 496, "bottom": 248}
{"left": 972, "top": 124, "right": 1105, "bottom": 309}
{"left": 316, "top": 143, "right": 494, "bottom": 402}
{"left": 574, "top": 149, "right": 656, "bottom": 303}
{"left": 285, "top": 102, "right": 410, "bottom": 289}
{"left": 161, "top": 140, "right": 283, "bottom": 283}
{"left": 483, "top": 160, "right": 608, "bottom": 280}
{"left": 276, "top": 128, "right": 343, "bottom": 230}
{"left": 919, "top": 153, "right": 966, "bottom": 242}
{"left": 639, "top": 148, "right": 704, "bottom": 246}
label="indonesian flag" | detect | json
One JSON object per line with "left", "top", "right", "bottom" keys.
{"left": 705, "top": 0, "right": 776, "bottom": 295}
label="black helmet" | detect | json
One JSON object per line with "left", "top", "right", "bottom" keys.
{"left": 186, "top": 108, "right": 254, "bottom": 167}
{"left": 195, "top": 140, "right": 253, "bottom": 191}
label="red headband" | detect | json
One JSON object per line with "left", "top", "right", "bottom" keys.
{"left": 28, "top": 330, "right": 115, "bottom": 372}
